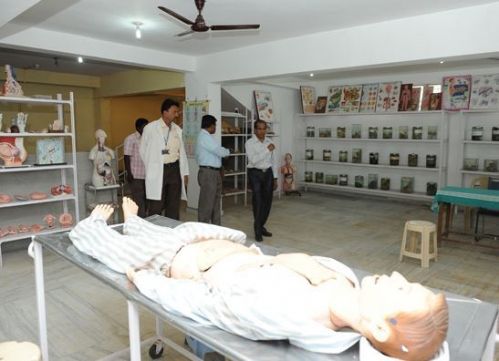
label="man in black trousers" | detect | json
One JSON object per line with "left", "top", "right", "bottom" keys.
{"left": 245, "top": 120, "right": 277, "bottom": 242}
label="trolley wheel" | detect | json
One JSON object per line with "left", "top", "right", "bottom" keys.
{"left": 148, "top": 340, "right": 164, "bottom": 359}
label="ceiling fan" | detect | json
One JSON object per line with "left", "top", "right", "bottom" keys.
{"left": 158, "top": 0, "right": 260, "bottom": 37}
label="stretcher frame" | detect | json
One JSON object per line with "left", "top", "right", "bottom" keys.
{"left": 30, "top": 215, "right": 498, "bottom": 361}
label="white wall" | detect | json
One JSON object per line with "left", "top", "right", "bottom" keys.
{"left": 221, "top": 65, "right": 499, "bottom": 194}
{"left": 197, "top": 3, "right": 499, "bottom": 83}
{"left": 222, "top": 83, "right": 300, "bottom": 158}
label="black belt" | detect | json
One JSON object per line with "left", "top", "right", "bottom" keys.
{"left": 200, "top": 165, "right": 221, "bottom": 171}
{"left": 164, "top": 160, "right": 179, "bottom": 168}
{"left": 248, "top": 167, "right": 271, "bottom": 172}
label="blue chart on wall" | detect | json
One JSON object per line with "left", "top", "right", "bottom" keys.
{"left": 183, "top": 100, "right": 209, "bottom": 157}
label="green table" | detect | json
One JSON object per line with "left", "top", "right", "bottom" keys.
{"left": 433, "top": 186, "right": 499, "bottom": 243}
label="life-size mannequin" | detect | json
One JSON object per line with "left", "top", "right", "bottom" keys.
{"left": 69, "top": 198, "right": 448, "bottom": 361}
{"left": 89, "top": 129, "right": 116, "bottom": 187}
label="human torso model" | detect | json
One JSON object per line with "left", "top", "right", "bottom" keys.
{"left": 89, "top": 129, "right": 116, "bottom": 187}
{"left": 280, "top": 153, "right": 301, "bottom": 195}
{"left": 2, "top": 65, "right": 23, "bottom": 97}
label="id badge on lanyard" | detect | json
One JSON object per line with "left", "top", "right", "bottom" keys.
{"left": 162, "top": 128, "right": 171, "bottom": 155}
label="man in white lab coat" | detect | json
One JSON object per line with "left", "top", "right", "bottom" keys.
{"left": 140, "top": 99, "right": 189, "bottom": 220}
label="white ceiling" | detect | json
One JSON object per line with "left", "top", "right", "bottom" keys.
{"left": 6, "top": 0, "right": 499, "bottom": 56}
{"left": 1, "top": 0, "right": 499, "bottom": 78}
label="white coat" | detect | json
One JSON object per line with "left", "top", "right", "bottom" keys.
{"left": 140, "top": 118, "right": 189, "bottom": 201}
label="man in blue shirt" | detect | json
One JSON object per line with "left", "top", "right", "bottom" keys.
{"left": 195, "top": 115, "right": 230, "bottom": 225}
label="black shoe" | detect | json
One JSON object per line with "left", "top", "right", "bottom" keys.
{"left": 255, "top": 235, "right": 263, "bottom": 242}
{"left": 262, "top": 228, "right": 272, "bottom": 237}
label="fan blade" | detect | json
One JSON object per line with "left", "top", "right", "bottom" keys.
{"left": 210, "top": 24, "right": 260, "bottom": 31}
{"left": 158, "top": 6, "right": 194, "bottom": 25}
{"left": 176, "top": 30, "right": 195, "bottom": 37}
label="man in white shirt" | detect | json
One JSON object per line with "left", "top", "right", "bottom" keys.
{"left": 124, "top": 118, "right": 148, "bottom": 217}
{"left": 140, "top": 99, "right": 189, "bottom": 220}
{"left": 245, "top": 120, "right": 277, "bottom": 242}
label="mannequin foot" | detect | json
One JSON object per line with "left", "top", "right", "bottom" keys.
{"left": 123, "top": 197, "right": 139, "bottom": 221}
{"left": 126, "top": 267, "right": 136, "bottom": 282}
{"left": 91, "top": 204, "right": 114, "bottom": 221}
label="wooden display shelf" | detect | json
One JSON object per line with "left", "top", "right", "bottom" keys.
{"left": 298, "top": 137, "right": 440, "bottom": 143}
{"left": 0, "top": 164, "right": 74, "bottom": 173}
{"left": 460, "top": 170, "right": 499, "bottom": 176}
{"left": 0, "top": 195, "right": 76, "bottom": 209}
{"left": 299, "top": 160, "right": 440, "bottom": 172}
{"left": 0, "top": 95, "right": 71, "bottom": 105}
{"left": 299, "top": 110, "right": 442, "bottom": 117}
{"left": 0, "top": 132, "right": 72, "bottom": 137}
{"left": 298, "top": 181, "right": 433, "bottom": 201}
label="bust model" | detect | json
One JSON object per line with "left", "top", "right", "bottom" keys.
{"left": 0, "top": 125, "right": 27, "bottom": 166}
{"left": 3, "top": 65, "right": 24, "bottom": 97}
{"left": 280, "top": 153, "right": 301, "bottom": 196}
{"left": 89, "top": 129, "right": 116, "bottom": 187}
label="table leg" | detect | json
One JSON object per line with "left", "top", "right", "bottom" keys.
{"left": 127, "top": 300, "right": 142, "bottom": 361}
{"left": 32, "top": 240, "right": 49, "bottom": 361}
{"left": 444, "top": 203, "right": 451, "bottom": 237}
{"left": 437, "top": 203, "right": 445, "bottom": 245}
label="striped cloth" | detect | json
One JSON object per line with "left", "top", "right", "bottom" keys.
{"left": 69, "top": 215, "right": 246, "bottom": 275}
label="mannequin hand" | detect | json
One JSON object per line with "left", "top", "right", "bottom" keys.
{"left": 267, "top": 143, "right": 275, "bottom": 151}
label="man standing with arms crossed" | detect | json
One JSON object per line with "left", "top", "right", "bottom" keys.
{"left": 124, "top": 118, "right": 148, "bottom": 217}
{"left": 245, "top": 120, "right": 278, "bottom": 242}
{"left": 195, "top": 115, "right": 230, "bottom": 225}
{"left": 140, "top": 99, "right": 189, "bottom": 220}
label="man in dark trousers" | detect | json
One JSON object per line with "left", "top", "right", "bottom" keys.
{"left": 140, "top": 99, "right": 189, "bottom": 220}
{"left": 195, "top": 115, "right": 230, "bottom": 225}
{"left": 245, "top": 120, "right": 277, "bottom": 242}
{"left": 124, "top": 118, "right": 148, "bottom": 217}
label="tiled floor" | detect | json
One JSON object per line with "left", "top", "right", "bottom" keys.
{"left": 0, "top": 191, "right": 498, "bottom": 360}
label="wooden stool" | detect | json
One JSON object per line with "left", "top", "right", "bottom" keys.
{"left": 400, "top": 220, "right": 438, "bottom": 268}
{"left": 0, "top": 342, "right": 41, "bottom": 361}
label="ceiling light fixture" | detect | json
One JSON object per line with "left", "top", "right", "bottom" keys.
{"left": 77, "top": 56, "right": 84, "bottom": 63}
{"left": 309, "top": 73, "right": 314, "bottom": 77}
{"left": 439, "top": 60, "right": 445, "bottom": 64}
{"left": 133, "top": 21, "right": 143, "bottom": 39}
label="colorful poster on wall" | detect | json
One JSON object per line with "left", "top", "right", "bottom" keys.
{"left": 183, "top": 100, "right": 209, "bottom": 157}
{"left": 398, "top": 83, "right": 413, "bottom": 111}
{"left": 442, "top": 75, "right": 472, "bottom": 110}
{"left": 420, "top": 85, "right": 435, "bottom": 111}
{"left": 470, "top": 74, "right": 499, "bottom": 109}
{"left": 326, "top": 86, "right": 343, "bottom": 113}
{"left": 410, "top": 86, "right": 422, "bottom": 111}
{"left": 376, "top": 82, "right": 401, "bottom": 112}
{"left": 359, "top": 83, "right": 379, "bottom": 113}
{"left": 254, "top": 90, "right": 274, "bottom": 122}
{"left": 300, "top": 86, "right": 316, "bottom": 114}
{"left": 340, "top": 85, "right": 362, "bottom": 112}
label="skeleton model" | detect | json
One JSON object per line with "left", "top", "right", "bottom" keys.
{"left": 3, "top": 65, "right": 24, "bottom": 97}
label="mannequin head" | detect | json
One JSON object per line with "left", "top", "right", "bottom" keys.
{"left": 284, "top": 153, "right": 293, "bottom": 165}
{"left": 95, "top": 129, "right": 107, "bottom": 147}
{"left": 358, "top": 272, "right": 448, "bottom": 361}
